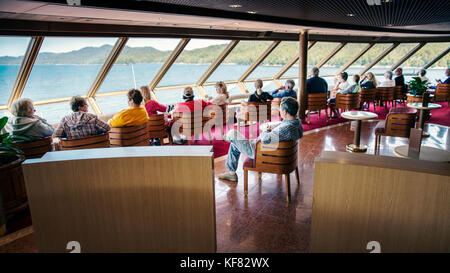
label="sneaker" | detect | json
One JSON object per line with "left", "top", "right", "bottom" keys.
{"left": 173, "top": 138, "right": 187, "bottom": 145}
{"left": 218, "top": 171, "right": 238, "bottom": 182}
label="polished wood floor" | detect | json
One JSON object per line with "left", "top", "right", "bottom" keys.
{"left": 1, "top": 120, "right": 449, "bottom": 253}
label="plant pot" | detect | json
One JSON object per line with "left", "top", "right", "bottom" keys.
{"left": 0, "top": 155, "right": 28, "bottom": 216}
{"left": 406, "top": 94, "right": 423, "bottom": 103}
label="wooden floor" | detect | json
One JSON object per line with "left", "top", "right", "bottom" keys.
{"left": 1, "top": 120, "right": 449, "bottom": 253}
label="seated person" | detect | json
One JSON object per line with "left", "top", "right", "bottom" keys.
{"left": 394, "top": 67, "right": 407, "bottom": 94}
{"left": 306, "top": 67, "right": 328, "bottom": 94}
{"left": 8, "top": 98, "right": 54, "bottom": 140}
{"left": 435, "top": 68, "right": 450, "bottom": 85}
{"left": 141, "top": 85, "right": 168, "bottom": 116}
{"left": 330, "top": 72, "right": 350, "bottom": 98}
{"left": 109, "top": 89, "right": 149, "bottom": 127}
{"left": 218, "top": 97, "right": 303, "bottom": 182}
{"left": 271, "top": 80, "right": 297, "bottom": 99}
{"left": 248, "top": 79, "right": 273, "bottom": 102}
{"left": 378, "top": 71, "right": 396, "bottom": 87}
{"left": 360, "top": 72, "right": 378, "bottom": 89}
{"left": 54, "top": 96, "right": 110, "bottom": 140}
{"left": 205, "top": 81, "right": 229, "bottom": 105}
{"left": 329, "top": 75, "right": 361, "bottom": 117}
{"left": 417, "top": 69, "right": 430, "bottom": 83}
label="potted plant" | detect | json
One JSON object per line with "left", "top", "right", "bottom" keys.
{"left": 408, "top": 76, "right": 429, "bottom": 97}
{"left": 0, "top": 116, "right": 29, "bottom": 230}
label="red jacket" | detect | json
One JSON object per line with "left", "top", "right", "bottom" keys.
{"left": 173, "top": 99, "right": 211, "bottom": 113}
{"left": 145, "top": 100, "right": 167, "bottom": 116}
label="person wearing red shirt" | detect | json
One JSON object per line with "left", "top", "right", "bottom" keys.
{"left": 141, "top": 86, "right": 168, "bottom": 116}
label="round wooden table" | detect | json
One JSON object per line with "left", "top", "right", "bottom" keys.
{"left": 406, "top": 102, "right": 442, "bottom": 138}
{"left": 394, "top": 145, "right": 450, "bottom": 162}
{"left": 341, "top": 111, "right": 378, "bottom": 153}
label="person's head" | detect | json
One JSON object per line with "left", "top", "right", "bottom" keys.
{"left": 353, "top": 74, "right": 360, "bottom": 85}
{"left": 420, "top": 69, "right": 427, "bottom": 77}
{"left": 70, "top": 96, "right": 88, "bottom": 113}
{"left": 127, "top": 89, "right": 143, "bottom": 107}
{"left": 255, "top": 79, "right": 263, "bottom": 90}
{"left": 183, "top": 87, "right": 194, "bottom": 101}
{"left": 394, "top": 67, "right": 403, "bottom": 76}
{"left": 11, "top": 98, "right": 35, "bottom": 118}
{"left": 215, "top": 81, "right": 229, "bottom": 98}
{"left": 140, "top": 85, "right": 151, "bottom": 103}
{"left": 366, "top": 72, "right": 377, "bottom": 86}
{"left": 385, "top": 71, "right": 393, "bottom": 80}
{"left": 280, "top": 97, "right": 299, "bottom": 119}
{"left": 311, "top": 67, "right": 320, "bottom": 77}
{"left": 339, "top": 72, "right": 348, "bottom": 82}
{"left": 285, "top": 80, "right": 295, "bottom": 90}
{"left": 446, "top": 68, "right": 450, "bottom": 77}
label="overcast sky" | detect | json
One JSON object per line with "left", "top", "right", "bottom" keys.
{"left": 0, "top": 37, "right": 230, "bottom": 57}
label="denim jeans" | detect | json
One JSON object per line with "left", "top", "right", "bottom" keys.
{"left": 225, "top": 129, "right": 255, "bottom": 172}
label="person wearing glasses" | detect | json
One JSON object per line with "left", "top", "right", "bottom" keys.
{"left": 7, "top": 98, "right": 54, "bottom": 140}
{"left": 54, "top": 96, "right": 110, "bottom": 140}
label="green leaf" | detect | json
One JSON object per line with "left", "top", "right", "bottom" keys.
{"left": 0, "top": 116, "right": 7, "bottom": 131}
{"left": 1, "top": 144, "right": 23, "bottom": 154}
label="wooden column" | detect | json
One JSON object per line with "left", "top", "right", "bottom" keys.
{"left": 298, "top": 30, "right": 308, "bottom": 120}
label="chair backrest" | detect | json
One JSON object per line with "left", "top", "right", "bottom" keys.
{"left": 239, "top": 101, "right": 271, "bottom": 122}
{"left": 435, "top": 84, "right": 450, "bottom": 102}
{"left": 336, "top": 93, "right": 359, "bottom": 110}
{"left": 109, "top": 123, "right": 149, "bottom": 147}
{"left": 60, "top": 133, "right": 110, "bottom": 150}
{"left": 377, "top": 87, "right": 395, "bottom": 101}
{"left": 393, "top": 86, "right": 404, "bottom": 100}
{"left": 359, "top": 88, "right": 377, "bottom": 103}
{"left": 147, "top": 114, "right": 167, "bottom": 138}
{"left": 209, "top": 104, "right": 228, "bottom": 124}
{"left": 176, "top": 111, "right": 210, "bottom": 137}
{"left": 306, "top": 93, "right": 327, "bottom": 111}
{"left": 271, "top": 98, "right": 282, "bottom": 117}
{"left": 13, "top": 136, "right": 52, "bottom": 159}
{"left": 384, "top": 112, "right": 416, "bottom": 138}
{"left": 254, "top": 141, "right": 298, "bottom": 174}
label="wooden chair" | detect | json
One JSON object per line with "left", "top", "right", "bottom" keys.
{"left": 237, "top": 101, "right": 271, "bottom": 138}
{"left": 13, "top": 136, "right": 52, "bottom": 159}
{"left": 209, "top": 104, "right": 231, "bottom": 136}
{"left": 393, "top": 86, "right": 406, "bottom": 107}
{"left": 435, "top": 83, "right": 450, "bottom": 106}
{"left": 147, "top": 114, "right": 172, "bottom": 145}
{"left": 331, "top": 93, "right": 360, "bottom": 116}
{"left": 359, "top": 88, "right": 377, "bottom": 111}
{"left": 109, "top": 123, "right": 149, "bottom": 147}
{"left": 243, "top": 141, "right": 299, "bottom": 202}
{"left": 60, "top": 133, "right": 110, "bottom": 150}
{"left": 271, "top": 98, "right": 282, "bottom": 118}
{"left": 306, "top": 93, "right": 328, "bottom": 124}
{"left": 374, "top": 109, "right": 417, "bottom": 154}
{"left": 174, "top": 111, "right": 212, "bottom": 145}
{"left": 376, "top": 87, "right": 395, "bottom": 111}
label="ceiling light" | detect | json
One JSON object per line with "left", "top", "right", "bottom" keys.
{"left": 247, "top": 11, "right": 257, "bottom": 14}
{"left": 159, "top": 17, "right": 163, "bottom": 20}
{"left": 229, "top": 4, "right": 242, "bottom": 8}
{"left": 233, "top": 22, "right": 240, "bottom": 25}
{"left": 347, "top": 13, "right": 355, "bottom": 17}
{"left": 387, "top": 24, "right": 393, "bottom": 26}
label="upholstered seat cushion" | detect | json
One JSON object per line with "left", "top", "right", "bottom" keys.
{"left": 243, "top": 157, "right": 255, "bottom": 168}
{"left": 375, "top": 121, "right": 386, "bottom": 134}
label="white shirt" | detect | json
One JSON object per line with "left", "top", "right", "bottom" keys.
{"left": 207, "top": 94, "right": 228, "bottom": 105}
{"left": 378, "top": 79, "right": 395, "bottom": 87}
{"left": 336, "top": 81, "right": 350, "bottom": 91}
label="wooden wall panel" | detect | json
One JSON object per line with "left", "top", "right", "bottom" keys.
{"left": 22, "top": 147, "right": 215, "bottom": 253}
{"left": 310, "top": 151, "right": 450, "bottom": 253}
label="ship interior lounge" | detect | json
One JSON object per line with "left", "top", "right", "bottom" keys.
{"left": 0, "top": 0, "right": 449, "bottom": 253}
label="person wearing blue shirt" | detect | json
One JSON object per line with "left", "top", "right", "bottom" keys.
{"left": 306, "top": 67, "right": 328, "bottom": 94}
{"left": 271, "top": 80, "right": 297, "bottom": 98}
{"left": 437, "top": 68, "right": 450, "bottom": 84}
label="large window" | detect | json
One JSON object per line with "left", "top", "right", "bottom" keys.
{"left": 34, "top": 102, "right": 73, "bottom": 125}
{"left": 157, "top": 39, "right": 230, "bottom": 88}
{"left": 206, "top": 41, "right": 272, "bottom": 83}
{"left": 21, "top": 37, "right": 116, "bottom": 101}
{"left": 96, "top": 95, "right": 129, "bottom": 116}
{"left": 0, "top": 36, "right": 30, "bottom": 106}
{"left": 97, "top": 38, "right": 179, "bottom": 94}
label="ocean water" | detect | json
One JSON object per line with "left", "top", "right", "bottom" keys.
{"left": 0, "top": 63, "right": 447, "bottom": 124}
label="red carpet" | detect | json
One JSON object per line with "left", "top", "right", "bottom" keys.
{"left": 175, "top": 102, "right": 450, "bottom": 158}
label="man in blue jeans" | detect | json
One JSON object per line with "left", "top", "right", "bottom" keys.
{"left": 218, "top": 97, "right": 303, "bottom": 182}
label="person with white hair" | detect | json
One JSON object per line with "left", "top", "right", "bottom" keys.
{"left": 8, "top": 98, "right": 54, "bottom": 140}
{"left": 378, "top": 71, "right": 396, "bottom": 87}
{"left": 271, "top": 79, "right": 297, "bottom": 99}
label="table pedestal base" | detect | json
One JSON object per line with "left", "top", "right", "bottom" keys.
{"left": 346, "top": 144, "right": 368, "bottom": 153}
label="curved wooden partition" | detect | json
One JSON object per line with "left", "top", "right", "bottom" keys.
{"left": 109, "top": 123, "right": 149, "bottom": 147}
{"left": 60, "top": 133, "right": 110, "bottom": 150}
{"left": 13, "top": 136, "right": 52, "bottom": 159}
{"left": 22, "top": 146, "right": 215, "bottom": 253}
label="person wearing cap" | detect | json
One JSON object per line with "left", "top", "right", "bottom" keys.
{"left": 109, "top": 89, "right": 149, "bottom": 127}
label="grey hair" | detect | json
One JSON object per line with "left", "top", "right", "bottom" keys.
{"left": 280, "top": 97, "right": 299, "bottom": 117}
{"left": 311, "top": 67, "right": 319, "bottom": 77}
{"left": 286, "top": 80, "right": 295, "bottom": 89}
{"left": 385, "top": 71, "right": 393, "bottom": 80}
{"left": 254, "top": 79, "right": 263, "bottom": 89}
{"left": 10, "top": 98, "right": 34, "bottom": 117}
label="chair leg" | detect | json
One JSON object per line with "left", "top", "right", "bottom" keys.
{"left": 258, "top": 172, "right": 262, "bottom": 182}
{"left": 374, "top": 134, "right": 378, "bottom": 155}
{"left": 285, "top": 174, "right": 291, "bottom": 203}
{"left": 208, "top": 131, "right": 212, "bottom": 145}
{"left": 244, "top": 169, "right": 248, "bottom": 196}
{"left": 307, "top": 111, "right": 310, "bottom": 124}
{"left": 295, "top": 167, "right": 300, "bottom": 185}
{"left": 160, "top": 137, "right": 164, "bottom": 146}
